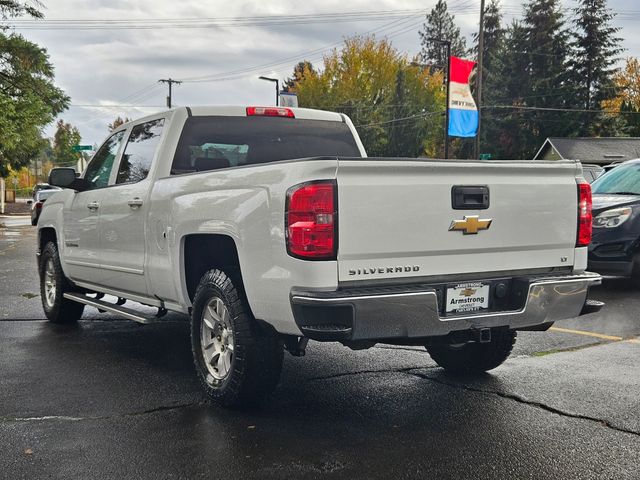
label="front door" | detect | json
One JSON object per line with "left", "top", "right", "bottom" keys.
{"left": 62, "top": 130, "right": 126, "bottom": 284}
{"left": 97, "top": 118, "right": 165, "bottom": 296}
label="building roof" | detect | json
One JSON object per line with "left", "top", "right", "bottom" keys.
{"left": 534, "top": 137, "right": 640, "bottom": 165}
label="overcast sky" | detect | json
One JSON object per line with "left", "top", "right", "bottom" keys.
{"left": 10, "top": 0, "right": 640, "bottom": 146}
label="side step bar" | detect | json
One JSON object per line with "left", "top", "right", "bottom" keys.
{"left": 63, "top": 293, "right": 158, "bottom": 324}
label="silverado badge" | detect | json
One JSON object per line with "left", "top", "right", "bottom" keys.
{"left": 449, "top": 215, "right": 492, "bottom": 235}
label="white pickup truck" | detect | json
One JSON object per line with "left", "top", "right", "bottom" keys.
{"left": 39, "top": 105, "right": 602, "bottom": 407}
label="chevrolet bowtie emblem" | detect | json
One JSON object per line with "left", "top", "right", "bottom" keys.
{"left": 449, "top": 215, "right": 492, "bottom": 235}
{"left": 461, "top": 288, "right": 477, "bottom": 297}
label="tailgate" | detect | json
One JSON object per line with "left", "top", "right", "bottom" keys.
{"left": 336, "top": 159, "right": 580, "bottom": 282}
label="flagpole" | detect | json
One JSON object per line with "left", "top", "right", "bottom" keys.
{"left": 429, "top": 37, "right": 451, "bottom": 159}
{"left": 474, "top": 0, "right": 486, "bottom": 159}
{"left": 444, "top": 41, "right": 451, "bottom": 160}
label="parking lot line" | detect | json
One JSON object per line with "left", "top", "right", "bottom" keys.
{"left": 549, "top": 326, "right": 640, "bottom": 345}
{"left": 549, "top": 326, "right": 623, "bottom": 342}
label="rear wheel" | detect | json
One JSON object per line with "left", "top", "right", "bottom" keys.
{"left": 191, "top": 269, "right": 283, "bottom": 408}
{"left": 39, "top": 242, "right": 85, "bottom": 323}
{"left": 426, "top": 329, "right": 516, "bottom": 374}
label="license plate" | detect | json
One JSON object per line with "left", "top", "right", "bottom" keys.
{"left": 445, "top": 282, "right": 490, "bottom": 314}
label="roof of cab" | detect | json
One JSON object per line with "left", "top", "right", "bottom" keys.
{"left": 112, "top": 106, "right": 345, "bottom": 134}
{"left": 186, "top": 106, "right": 344, "bottom": 122}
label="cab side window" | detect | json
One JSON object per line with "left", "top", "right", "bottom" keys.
{"left": 116, "top": 119, "right": 165, "bottom": 184}
{"left": 84, "top": 131, "right": 126, "bottom": 190}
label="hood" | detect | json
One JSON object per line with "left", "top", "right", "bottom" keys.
{"left": 592, "top": 194, "right": 640, "bottom": 213}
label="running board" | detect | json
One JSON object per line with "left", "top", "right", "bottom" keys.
{"left": 63, "top": 293, "right": 158, "bottom": 324}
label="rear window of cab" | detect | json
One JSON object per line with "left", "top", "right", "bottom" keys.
{"left": 171, "top": 116, "right": 361, "bottom": 175}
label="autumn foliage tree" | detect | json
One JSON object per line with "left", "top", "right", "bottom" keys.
{"left": 289, "top": 36, "right": 445, "bottom": 157}
{"left": 602, "top": 57, "right": 640, "bottom": 136}
{"left": 108, "top": 116, "right": 131, "bottom": 131}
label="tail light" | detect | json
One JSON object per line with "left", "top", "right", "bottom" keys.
{"left": 35, "top": 201, "right": 43, "bottom": 210}
{"left": 246, "top": 106, "right": 295, "bottom": 118}
{"left": 285, "top": 181, "right": 337, "bottom": 260}
{"left": 577, "top": 181, "right": 592, "bottom": 246}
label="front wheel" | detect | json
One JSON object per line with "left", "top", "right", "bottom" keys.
{"left": 39, "top": 242, "right": 85, "bottom": 323}
{"left": 191, "top": 269, "right": 283, "bottom": 408}
{"left": 426, "top": 329, "right": 516, "bottom": 374}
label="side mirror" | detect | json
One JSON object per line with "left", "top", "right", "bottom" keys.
{"left": 49, "top": 168, "right": 77, "bottom": 188}
{"left": 48, "top": 168, "right": 88, "bottom": 191}
{"left": 27, "top": 200, "right": 33, "bottom": 205}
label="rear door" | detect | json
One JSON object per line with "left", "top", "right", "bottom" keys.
{"left": 97, "top": 118, "right": 165, "bottom": 295}
{"left": 62, "top": 131, "right": 125, "bottom": 284}
{"left": 336, "top": 159, "right": 580, "bottom": 283}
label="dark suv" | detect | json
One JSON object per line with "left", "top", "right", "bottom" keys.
{"left": 588, "top": 159, "right": 640, "bottom": 283}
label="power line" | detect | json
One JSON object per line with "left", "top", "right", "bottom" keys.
{"left": 485, "top": 105, "right": 640, "bottom": 115}
{"left": 8, "top": 9, "right": 430, "bottom": 30}
{"left": 356, "top": 111, "right": 442, "bottom": 128}
{"left": 178, "top": 15, "right": 425, "bottom": 84}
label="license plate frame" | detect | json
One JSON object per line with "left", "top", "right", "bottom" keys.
{"left": 445, "top": 282, "right": 490, "bottom": 314}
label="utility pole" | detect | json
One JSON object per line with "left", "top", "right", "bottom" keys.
{"left": 159, "top": 78, "right": 182, "bottom": 108}
{"left": 428, "top": 38, "right": 451, "bottom": 159}
{"left": 474, "top": 0, "right": 486, "bottom": 159}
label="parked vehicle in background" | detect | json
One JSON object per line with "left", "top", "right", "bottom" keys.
{"left": 30, "top": 188, "right": 62, "bottom": 226}
{"left": 32, "top": 183, "right": 61, "bottom": 199}
{"left": 588, "top": 159, "right": 640, "bottom": 284}
{"left": 602, "top": 161, "right": 628, "bottom": 174}
{"left": 38, "top": 105, "right": 602, "bottom": 408}
{"left": 581, "top": 164, "right": 604, "bottom": 183}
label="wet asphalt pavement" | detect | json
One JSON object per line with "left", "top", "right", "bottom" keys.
{"left": 1, "top": 219, "right": 639, "bottom": 479}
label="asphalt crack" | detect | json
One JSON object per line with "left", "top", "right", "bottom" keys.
{"left": 0, "top": 401, "right": 206, "bottom": 424}
{"left": 307, "top": 365, "right": 438, "bottom": 382}
{"left": 404, "top": 369, "right": 640, "bottom": 437}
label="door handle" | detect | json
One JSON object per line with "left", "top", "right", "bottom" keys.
{"left": 128, "top": 198, "right": 143, "bottom": 209}
{"left": 87, "top": 201, "right": 99, "bottom": 211}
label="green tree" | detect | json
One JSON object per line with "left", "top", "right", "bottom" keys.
{"left": 471, "top": 0, "right": 507, "bottom": 157}
{"left": 570, "top": 0, "right": 623, "bottom": 135}
{"left": 0, "top": 2, "right": 69, "bottom": 176}
{"left": 418, "top": 0, "right": 467, "bottom": 71}
{"left": 283, "top": 61, "right": 315, "bottom": 92}
{"left": 52, "top": 119, "right": 81, "bottom": 166}
{"left": 487, "top": 0, "right": 574, "bottom": 159}
{"left": 291, "top": 36, "right": 445, "bottom": 157}
{"left": 0, "top": 1, "right": 43, "bottom": 25}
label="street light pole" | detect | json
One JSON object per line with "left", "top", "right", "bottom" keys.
{"left": 428, "top": 38, "right": 451, "bottom": 159}
{"left": 259, "top": 76, "right": 280, "bottom": 106}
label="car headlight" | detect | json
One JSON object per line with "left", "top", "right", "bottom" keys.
{"left": 593, "top": 207, "right": 632, "bottom": 228}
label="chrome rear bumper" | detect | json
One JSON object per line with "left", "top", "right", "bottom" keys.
{"left": 290, "top": 272, "right": 602, "bottom": 341}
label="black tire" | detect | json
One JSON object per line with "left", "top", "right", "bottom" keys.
{"left": 39, "top": 241, "right": 85, "bottom": 323}
{"left": 191, "top": 269, "right": 283, "bottom": 408}
{"left": 426, "top": 329, "right": 517, "bottom": 374}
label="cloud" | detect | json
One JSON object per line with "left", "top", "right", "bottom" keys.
{"left": 10, "top": 0, "right": 637, "bottom": 145}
